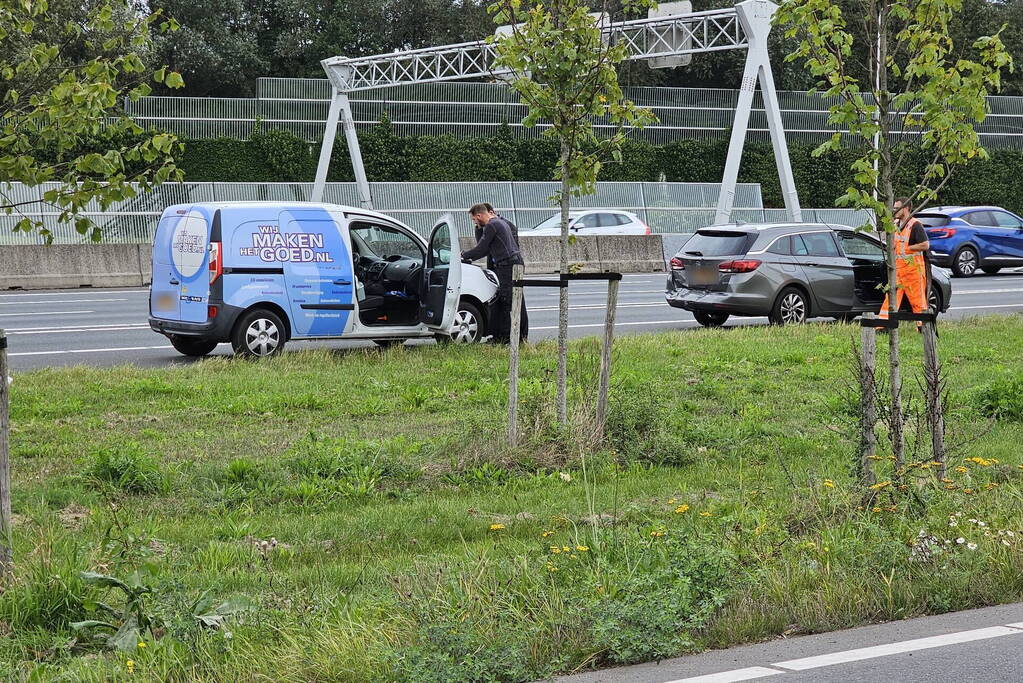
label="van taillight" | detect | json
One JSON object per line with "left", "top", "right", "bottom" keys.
{"left": 209, "top": 242, "right": 222, "bottom": 284}
{"left": 670, "top": 257, "right": 685, "bottom": 270}
{"left": 719, "top": 259, "right": 761, "bottom": 273}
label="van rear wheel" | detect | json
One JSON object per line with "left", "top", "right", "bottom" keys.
{"left": 231, "top": 308, "right": 286, "bottom": 358}
{"left": 169, "top": 336, "right": 218, "bottom": 357}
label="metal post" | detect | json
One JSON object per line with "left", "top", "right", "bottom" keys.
{"left": 339, "top": 92, "right": 373, "bottom": 209}
{"left": 311, "top": 89, "right": 344, "bottom": 203}
{"left": 716, "top": 0, "right": 800, "bottom": 225}
{"left": 757, "top": 60, "right": 802, "bottom": 222}
{"left": 0, "top": 330, "right": 11, "bottom": 579}
{"left": 508, "top": 265, "right": 524, "bottom": 446}
{"left": 595, "top": 277, "right": 620, "bottom": 437}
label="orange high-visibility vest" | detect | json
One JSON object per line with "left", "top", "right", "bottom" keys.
{"left": 894, "top": 217, "right": 926, "bottom": 279}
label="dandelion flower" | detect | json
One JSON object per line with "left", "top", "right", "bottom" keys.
{"left": 668, "top": 498, "right": 677, "bottom": 505}
{"left": 576, "top": 545, "right": 589, "bottom": 552}
{"left": 955, "top": 466, "right": 969, "bottom": 474}
{"left": 650, "top": 529, "right": 665, "bottom": 538}
{"left": 542, "top": 530, "right": 555, "bottom": 538}
{"left": 823, "top": 479, "right": 835, "bottom": 488}
{"left": 967, "top": 542, "right": 978, "bottom": 551}
{"left": 675, "top": 504, "right": 690, "bottom": 514}
{"left": 489, "top": 523, "right": 506, "bottom": 531}
{"left": 546, "top": 563, "right": 558, "bottom": 572}
{"left": 870, "top": 481, "right": 891, "bottom": 491}
{"left": 137, "top": 641, "right": 146, "bottom": 649}
{"left": 699, "top": 511, "right": 713, "bottom": 517}
{"left": 872, "top": 507, "right": 882, "bottom": 513}
{"left": 550, "top": 546, "right": 561, "bottom": 554}
{"left": 562, "top": 545, "right": 571, "bottom": 552}
{"left": 126, "top": 659, "right": 135, "bottom": 674}
{"left": 964, "top": 489, "right": 974, "bottom": 495}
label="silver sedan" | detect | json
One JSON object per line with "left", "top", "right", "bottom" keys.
{"left": 665, "top": 223, "right": 953, "bottom": 326}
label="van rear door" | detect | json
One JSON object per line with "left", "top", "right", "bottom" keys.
{"left": 150, "top": 208, "right": 211, "bottom": 323}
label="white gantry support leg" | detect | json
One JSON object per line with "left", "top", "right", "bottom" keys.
{"left": 311, "top": 89, "right": 343, "bottom": 203}
{"left": 715, "top": 0, "right": 801, "bottom": 224}
{"left": 310, "top": 88, "right": 373, "bottom": 209}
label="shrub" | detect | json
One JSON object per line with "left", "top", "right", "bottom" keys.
{"left": 87, "top": 446, "right": 166, "bottom": 495}
{"left": 976, "top": 376, "right": 1023, "bottom": 421}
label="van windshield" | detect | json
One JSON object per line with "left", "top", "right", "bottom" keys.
{"left": 350, "top": 223, "right": 423, "bottom": 261}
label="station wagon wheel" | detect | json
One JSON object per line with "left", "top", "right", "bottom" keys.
{"left": 231, "top": 308, "right": 286, "bottom": 358}
{"left": 770, "top": 287, "right": 809, "bottom": 325}
{"left": 952, "top": 246, "right": 978, "bottom": 278}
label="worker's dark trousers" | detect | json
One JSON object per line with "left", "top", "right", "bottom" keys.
{"left": 493, "top": 263, "right": 529, "bottom": 343}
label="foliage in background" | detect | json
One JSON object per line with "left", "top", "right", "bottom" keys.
{"left": 0, "top": 0, "right": 185, "bottom": 242}
{"left": 159, "top": 125, "right": 1023, "bottom": 215}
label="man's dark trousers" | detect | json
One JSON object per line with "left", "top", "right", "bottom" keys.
{"left": 492, "top": 264, "right": 529, "bottom": 343}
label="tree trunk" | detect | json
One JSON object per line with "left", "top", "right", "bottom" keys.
{"left": 886, "top": 229, "right": 904, "bottom": 473}
{"left": 595, "top": 276, "right": 619, "bottom": 438}
{"left": 556, "top": 139, "right": 571, "bottom": 424}
{"left": 0, "top": 329, "right": 11, "bottom": 580}
{"left": 508, "top": 264, "right": 524, "bottom": 446}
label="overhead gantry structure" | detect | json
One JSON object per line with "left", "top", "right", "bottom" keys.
{"left": 312, "top": 0, "right": 802, "bottom": 225}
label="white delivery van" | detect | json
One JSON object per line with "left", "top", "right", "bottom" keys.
{"left": 149, "top": 202, "right": 499, "bottom": 357}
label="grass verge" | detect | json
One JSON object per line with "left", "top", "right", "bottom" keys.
{"left": 2, "top": 315, "right": 1023, "bottom": 681}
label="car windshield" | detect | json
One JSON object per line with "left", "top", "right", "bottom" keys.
{"left": 529, "top": 213, "right": 583, "bottom": 231}
{"left": 679, "top": 230, "right": 753, "bottom": 257}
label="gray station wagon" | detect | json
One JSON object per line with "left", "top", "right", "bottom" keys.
{"left": 665, "top": 223, "right": 953, "bottom": 326}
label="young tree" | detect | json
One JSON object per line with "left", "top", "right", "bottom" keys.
{"left": 0, "top": 0, "right": 184, "bottom": 243}
{"left": 776, "top": 0, "right": 1011, "bottom": 477}
{"left": 488, "top": 0, "right": 657, "bottom": 424}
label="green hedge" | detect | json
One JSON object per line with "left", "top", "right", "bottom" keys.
{"left": 176, "top": 123, "right": 1023, "bottom": 213}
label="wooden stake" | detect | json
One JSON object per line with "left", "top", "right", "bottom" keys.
{"left": 508, "top": 265, "right": 524, "bottom": 447}
{"left": 595, "top": 276, "right": 620, "bottom": 438}
{"left": 0, "top": 329, "right": 11, "bottom": 579}
{"left": 860, "top": 315, "right": 878, "bottom": 488}
{"left": 922, "top": 319, "right": 946, "bottom": 478}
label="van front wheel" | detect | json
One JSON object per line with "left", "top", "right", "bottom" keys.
{"left": 169, "top": 336, "right": 218, "bottom": 357}
{"left": 231, "top": 309, "right": 286, "bottom": 358}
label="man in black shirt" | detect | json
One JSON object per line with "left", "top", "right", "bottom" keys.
{"left": 462, "top": 203, "right": 529, "bottom": 343}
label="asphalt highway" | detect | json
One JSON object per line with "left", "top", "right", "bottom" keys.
{"left": 2, "top": 270, "right": 1023, "bottom": 371}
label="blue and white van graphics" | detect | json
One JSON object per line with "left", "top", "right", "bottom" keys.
{"left": 149, "top": 202, "right": 499, "bottom": 357}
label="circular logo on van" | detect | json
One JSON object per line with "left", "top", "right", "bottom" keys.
{"left": 170, "top": 210, "right": 208, "bottom": 279}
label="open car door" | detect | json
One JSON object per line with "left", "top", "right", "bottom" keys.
{"left": 421, "top": 213, "right": 462, "bottom": 330}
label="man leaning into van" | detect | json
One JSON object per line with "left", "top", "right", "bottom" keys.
{"left": 462, "top": 203, "right": 529, "bottom": 344}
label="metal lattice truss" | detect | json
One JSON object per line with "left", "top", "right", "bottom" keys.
{"left": 321, "top": 8, "right": 745, "bottom": 93}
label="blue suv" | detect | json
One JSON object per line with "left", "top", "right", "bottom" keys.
{"left": 915, "top": 206, "right": 1023, "bottom": 277}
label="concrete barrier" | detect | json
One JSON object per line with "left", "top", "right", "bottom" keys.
{"left": 1, "top": 235, "right": 664, "bottom": 291}
{"left": 0, "top": 245, "right": 145, "bottom": 290}
{"left": 458, "top": 234, "right": 664, "bottom": 274}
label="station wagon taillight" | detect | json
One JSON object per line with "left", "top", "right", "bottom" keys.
{"left": 718, "top": 259, "right": 761, "bottom": 273}
{"left": 928, "top": 228, "right": 957, "bottom": 239}
{"left": 209, "top": 242, "right": 222, "bottom": 284}
{"left": 670, "top": 257, "right": 685, "bottom": 270}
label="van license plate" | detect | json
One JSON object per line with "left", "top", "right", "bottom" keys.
{"left": 154, "top": 293, "right": 175, "bottom": 312}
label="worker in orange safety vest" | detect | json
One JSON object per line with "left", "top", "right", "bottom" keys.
{"left": 878, "top": 197, "right": 930, "bottom": 331}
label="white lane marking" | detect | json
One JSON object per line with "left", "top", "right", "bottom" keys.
{"left": 772, "top": 625, "right": 1023, "bottom": 671}
{"left": 533, "top": 302, "right": 666, "bottom": 312}
{"left": 0, "top": 298, "right": 128, "bottom": 306}
{"left": 0, "top": 310, "right": 94, "bottom": 317}
{"left": 543, "top": 288, "right": 667, "bottom": 296}
{"left": 7, "top": 322, "right": 149, "bottom": 332}
{"left": 9, "top": 345, "right": 172, "bottom": 357}
{"left": 664, "top": 667, "right": 784, "bottom": 683}
{"left": 534, "top": 319, "right": 696, "bottom": 331}
{"left": 1006, "top": 622, "right": 1023, "bottom": 630}
{"left": 0, "top": 290, "right": 147, "bottom": 298}
{"left": 9, "top": 326, "right": 150, "bottom": 336}
{"left": 950, "top": 287, "right": 1023, "bottom": 295}
{"left": 949, "top": 303, "right": 1023, "bottom": 311}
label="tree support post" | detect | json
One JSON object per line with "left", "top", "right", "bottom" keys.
{"left": 0, "top": 329, "right": 11, "bottom": 580}
{"left": 922, "top": 319, "right": 945, "bottom": 478}
{"left": 859, "top": 315, "right": 878, "bottom": 488}
{"left": 595, "top": 274, "right": 621, "bottom": 438}
{"left": 508, "top": 264, "right": 524, "bottom": 446}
